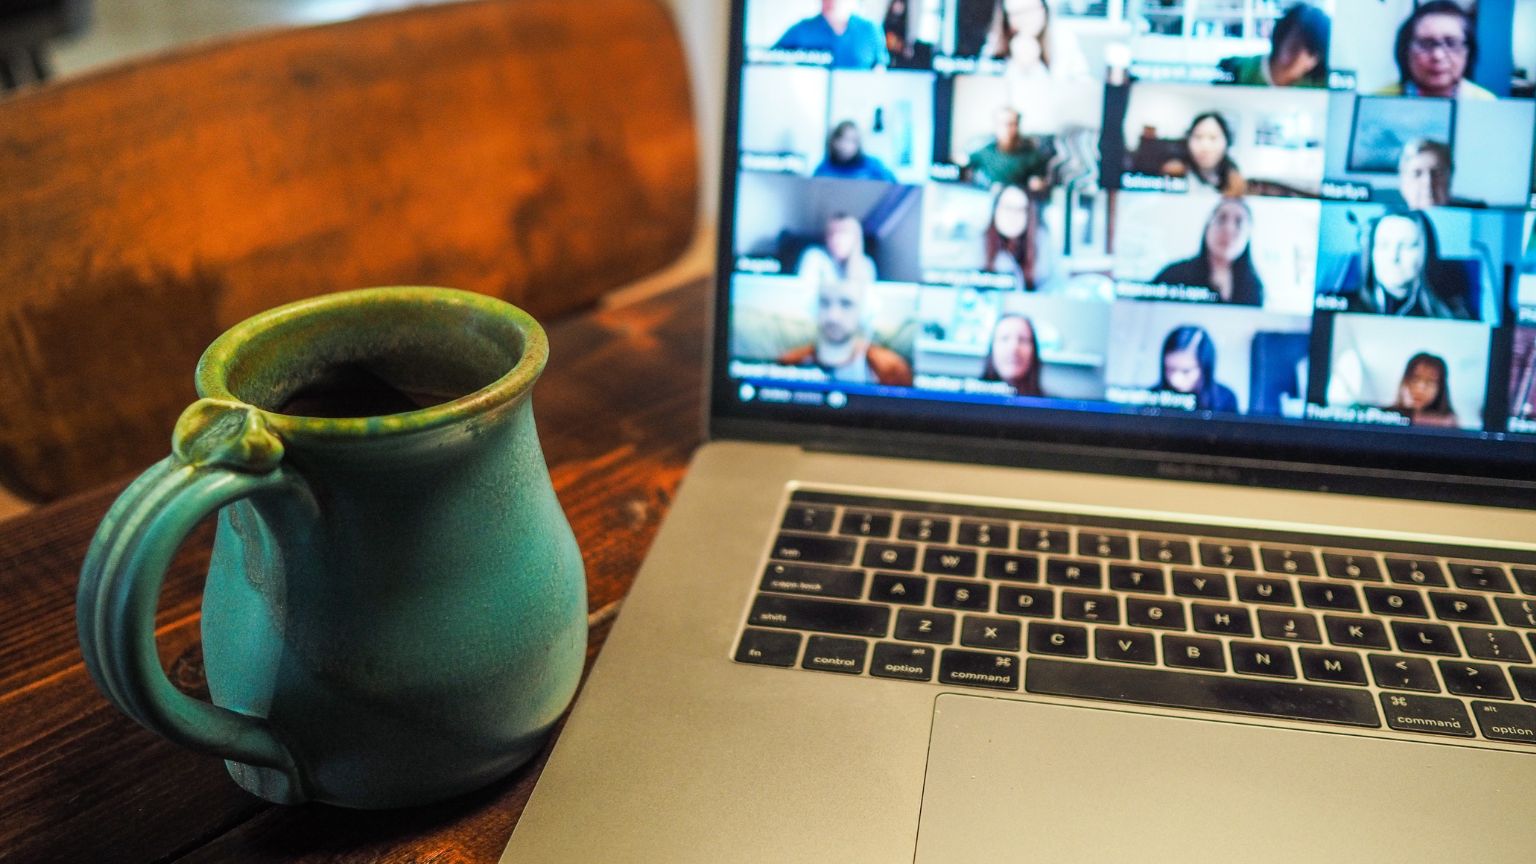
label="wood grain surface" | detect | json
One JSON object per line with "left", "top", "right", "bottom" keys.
{"left": 0, "top": 276, "right": 709, "bottom": 864}
{"left": 0, "top": 0, "right": 697, "bottom": 503}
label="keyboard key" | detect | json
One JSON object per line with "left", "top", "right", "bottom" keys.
{"left": 759, "top": 563, "right": 865, "bottom": 599}
{"left": 1164, "top": 635, "right": 1226, "bottom": 671}
{"left": 933, "top": 579, "right": 989, "bottom": 611}
{"left": 735, "top": 629, "right": 801, "bottom": 667}
{"left": 801, "top": 635, "right": 868, "bottom": 675}
{"left": 1026, "top": 658, "right": 1379, "bottom": 727}
{"left": 1449, "top": 563, "right": 1512, "bottom": 594}
{"left": 1380, "top": 693, "right": 1473, "bottom": 738}
{"left": 1497, "top": 597, "right": 1536, "bottom": 629}
{"left": 1028, "top": 622, "right": 1089, "bottom": 658}
{"left": 996, "top": 586, "right": 1055, "bottom": 618}
{"left": 1385, "top": 557, "right": 1448, "bottom": 587}
{"left": 1231, "top": 641, "right": 1296, "bottom": 678}
{"left": 1109, "top": 564, "right": 1166, "bottom": 594}
{"left": 1299, "top": 581, "right": 1361, "bottom": 612}
{"left": 1459, "top": 627, "right": 1532, "bottom": 664}
{"left": 1260, "top": 547, "right": 1319, "bottom": 576}
{"left": 1429, "top": 592, "right": 1495, "bottom": 624}
{"left": 1470, "top": 701, "right": 1536, "bottom": 745}
{"left": 1322, "top": 553, "right": 1382, "bottom": 581}
{"left": 1079, "top": 531, "right": 1132, "bottom": 559}
{"left": 1198, "top": 542, "right": 1255, "bottom": 571}
{"left": 1137, "top": 537, "right": 1193, "bottom": 566}
{"left": 870, "top": 643, "right": 936, "bottom": 681}
{"left": 838, "top": 510, "right": 893, "bottom": 538}
{"left": 923, "top": 547, "right": 978, "bottom": 578}
{"left": 938, "top": 649, "right": 1020, "bottom": 691}
{"left": 1095, "top": 629, "right": 1157, "bottom": 665}
{"left": 1299, "top": 648, "right": 1367, "bottom": 685}
{"left": 898, "top": 515, "right": 952, "bottom": 544}
{"left": 1392, "top": 621, "right": 1459, "bottom": 656}
{"left": 1126, "top": 597, "right": 1186, "bottom": 630}
{"left": 1017, "top": 525, "right": 1069, "bottom": 554}
{"left": 894, "top": 609, "right": 956, "bottom": 644}
{"left": 1513, "top": 568, "right": 1536, "bottom": 596}
{"left": 1324, "top": 615, "right": 1390, "bottom": 650}
{"left": 1192, "top": 603, "right": 1253, "bottom": 637}
{"left": 957, "top": 520, "right": 1010, "bottom": 548}
{"left": 782, "top": 505, "right": 834, "bottom": 533}
{"left": 1235, "top": 575, "right": 1295, "bottom": 606}
{"left": 748, "top": 595, "right": 889, "bottom": 637}
{"left": 861, "top": 542, "right": 917, "bottom": 572}
{"left": 1439, "top": 661, "right": 1513, "bottom": 700}
{"left": 1062, "top": 591, "right": 1120, "bottom": 624}
{"left": 984, "top": 552, "right": 1040, "bottom": 582}
{"left": 1512, "top": 668, "right": 1536, "bottom": 702}
{"left": 1172, "top": 570, "right": 1230, "bottom": 600}
{"left": 870, "top": 572, "right": 928, "bottom": 605}
{"left": 1257, "top": 610, "right": 1321, "bottom": 643}
{"left": 771, "top": 533, "right": 857, "bottom": 566}
{"left": 1369, "top": 654, "right": 1439, "bottom": 692}
{"left": 961, "top": 616, "right": 1022, "bottom": 652}
{"left": 1046, "top": 558, "right": 1103, "bottom": 589}
{"left": 1364, "top": 587, "right": 1429, "bottom": 619}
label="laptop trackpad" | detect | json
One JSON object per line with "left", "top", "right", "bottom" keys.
{"left": 916, "top": 693, "right": 1534, "bottom": 863}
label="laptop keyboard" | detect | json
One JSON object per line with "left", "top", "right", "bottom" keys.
{"left": 733, "top": 490, "right": 1536, "bottom": 748}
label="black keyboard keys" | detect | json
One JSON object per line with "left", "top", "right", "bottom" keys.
{"left": 1236, "top": 575, "right": 1295, "bottom": 606}
{"left": 760, "top": 563, "right": 865, "bottom": 599}
{"left": 839, "top": 510, "right": 893, "bottom": 538}
{"left": 870, "top": 643, "right": 936, "bottom": 681}
{"left": 862, "top": 542, "right": 918, "bottom": 571}
{"left": 1199, "top": 542, "right": 1255, "bottom": 571}
{"left": 1449, "top": 562, "right": 1512, "bottom": 594}
{"left": 1322, "top": 553, "right": 1382, "bottom": 581}
{"left": 1380, "top": 693, "right": 1473, "bottom": 737}
{"left": 923, "top": 547, "right": 979, "bottom": 577}
{"left": 1172, "top": 570, "right": 1230, "bottom": 600}
{"left": 782, "top": 505, "right": 834, "bottom": 533}
{"left": 801, "top": 635, "right": 868, "bottom": 675}
{"left": 932, "top": 579, "right": 989, "bottom": 611}
{"left": 1018, "top": 525, "right": 1069, "bottom": 554}
{"left": 870, "top": 572, "right": 928, "bottom": 605}
{"left": 996, "top": 586, "right": 1054, "bottom": 618}
{"left": 1138, "top": 537, "right": 1192, "bottom": 565}
{"left": 894, "top": 609, "right": 956, "bottom": 644}
{"left": 1046, "top": 558, "right": 1103, "bottom": 589}
{"left": 898, "top": 515, "right": 952, "bottom": 544}
{"left": 984, "top": 553, "right": 1040, "bottom": 582}
{"left": 1028, "top": 622, "right": 1088, "bottom": 658}
{"left": 1324, "top": 616, "right": 1391, "bottom": 650}
{"left": 1470, "top": 701, "right": 1536, "bottom": 745}
{"left": 938, "top": 649, "right": 1019, "bottom": 690}
{"left": 1126, "top": 598, "right": 1186, "bottom": 630}
{"left": 748, "top": 595, "right": 889, "bottom": 637}
{"left": 1164, "top": 635, "right": 1226, "bottom": 671}
{"left": 1299, "top": 581, "right": 1360, "bottom": 612}
{"left": 1497, "top": 597, "right": 1536, "bottom": 629}
{"left": 1429, "top": 592, "right": 1496, "bottom": 624}
{"left": 1079, "top": 531, "right": 1131, "bottom": 559}
{"left": 771, "top": 533, "right": 857, "bottom": 565}
{"left": 1257, "top": 610, "right": 1321, "bottom": 643}
{"left": 735, "top": 629, "right": 801, "bottom": 667}
{"left": 1095, "top": 629, "right": 1156, "bottom": 665}
{"left": 957, "top": 520, "right": 1009, "bottom": 548}
{"left": 961, "top": 616, "right": 1022, "bottom": 652}
{"left": 1109, "top": 564, "right": 1166, "bottom": 594}
{"left": 1370, "top": 654, "right": 1440, "bottom": 692}
{"left": 1192, "top": 603, "right": 1253, "bottom": 637}
{"left": 1298, "top": 648, "right": 1367, "bottom": 685}
{"left": 1061, "top": 591, "right": 1119, "bottom": 624}
{"left": 1260, "top": 547, "right": 1318, "bottom": 576}
{"left": 1364, "top": 587, "right": 1428, "bottom": 619}
{"left": 1231, "top": 642, "right": 1296, "bottom": 678}
{"left": 1385, "top": 557, "right": 1448, "bottom": 587}
{"left": 1459, "top": 627, "right": 1532, "bottom": 664}
{"left": 1438, "top": 661, "right": 1513, "bottom": 700}
{"left": 1393, "top": 622, "right": 1459, "bottom": 656}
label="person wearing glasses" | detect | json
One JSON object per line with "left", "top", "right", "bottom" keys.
{"left": 1377, "top": 0, "right": 1492, "bottom": 100}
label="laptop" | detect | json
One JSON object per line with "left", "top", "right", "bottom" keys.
{"left": 506, "top": 1, "right": 1536, "bottom": 860}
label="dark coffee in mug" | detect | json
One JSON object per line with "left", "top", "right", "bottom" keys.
{"left": 276, "top": 361, "right": 466, "bottom": 418}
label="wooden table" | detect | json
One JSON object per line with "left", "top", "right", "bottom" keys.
{"left": 0, "top": 276, "right": 709, "bottom": 863}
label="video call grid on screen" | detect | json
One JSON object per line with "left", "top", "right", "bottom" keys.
{"left": 727, "top": 0, "right": 1536, "bottom": 439}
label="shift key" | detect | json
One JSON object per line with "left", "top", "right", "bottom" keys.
{"left": 748, "top": 594, "right": 890, "bottom": 637}
{"left": 771, "top": 533, "right": 858, "bottom": 565}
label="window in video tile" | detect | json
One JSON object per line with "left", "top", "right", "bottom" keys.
{"left": 1314, "top": 203, "right": 1521, "bottom": 324}
{"left": 911, "top": 286, "right": 1112, "bottom": 399}
{"left": 1329, "top": 0, "right": 1536, "bottom": 99}
{"left": 728, "top": 273, "right": 921, "bottom": 388}
{"left": 734, "top": 173, "right": 926, "bottom": 285}
{"left": 1318, "top": 313, "right": 1491, "bottom": 431}
{"left": 1102, "top": 301, "right": 1312, "bottom": 417}
{"left": 1111, "top": 191, "right": 1321, "bottom": 314}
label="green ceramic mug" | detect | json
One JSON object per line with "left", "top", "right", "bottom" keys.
{"left": 76, "top": 287, "right": 586, "bottom": 808}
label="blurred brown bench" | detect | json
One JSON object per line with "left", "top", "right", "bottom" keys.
{"left": 0, "top": 0, "right": 698, "bottom": 503}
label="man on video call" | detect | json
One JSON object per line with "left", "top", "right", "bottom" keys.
{"left": 964, "top": 106, "right": 1052, "bottom": 190}
{"left": 774, "top": 0, "right": 889, "bottom": 69}
{"left": 778, "top": 276, "right": 913, "bottom": 386}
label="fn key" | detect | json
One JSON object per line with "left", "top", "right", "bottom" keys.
{"left": 735, "top": 629, "right": 801, "bottom": 667}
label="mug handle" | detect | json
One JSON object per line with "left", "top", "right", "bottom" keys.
{"left": 77, "top": 399, "right": 307, "bottom": 794}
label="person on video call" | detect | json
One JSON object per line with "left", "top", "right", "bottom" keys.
{"left": 1218, "top": 3, "right": 1330, "bottom": 88}
{"left": 797, "top": 212, "right": 878, "bottom": 285}
{"left": 1152, "top": 197, "right": 1265, "bottom": 306}
{"left": 774, "top": 0, "right": 890, "bottom": 69}
{"left": 1393, "top": 139, "right": 1454, "bottom": 210}
{"left": 964, "top": 106, "right": 1053, "bottom": 190}
{"left": 1159, "top": 112, "right": 1247, "bottom": 196}
{"left": 984, "top": 184, "right": 1057, "bottom": 292}
{"left": 1387, "top": 352, "right": 1458, "bottom": 428}
{"left": 1378, "top": 0, "right": 1491, "bottom": 100}
{"left": 981, "top": 313, "right": 1045, "bottom": 397}
{"left": 1347, "top": 211, "right": 1471, "bottom": 319}
{"left": 1158, "top": 325, "right": 1238, "bottom": 413}
{"left": 777, "top": 276, "right": 913, "bottom": 386}
{"left": 813, "top": 120, "right": 897, "bottom": 182}
{"left": 981, "top": 0, "right": 1089, "bottom": 79}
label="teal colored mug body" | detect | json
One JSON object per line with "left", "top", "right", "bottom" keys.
{"left": 77, "top": 287, "right": 587, "bottom": 808}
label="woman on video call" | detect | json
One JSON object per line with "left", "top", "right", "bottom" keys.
{"left": 984, "top": 184, "right": 1056, "bottom": 292}
{"left": 1160, "top": 112, "right": 1247, "bottom": 196}
{"left": 1378, "top": 0, "right": 1492, "bottom": 100}
{"left": 981, "top": 313, "right": 1045, "bottom": 397}
{"left": 1158, "top": 325, "right": 1238, "bottom": 413}
{"left": 1388, "top": 352, "right": 1459, "bottom": 427}
{"left": 979, "top": 0, "right": 1088, "bottom": 79}
{"left": 797, "top": 212, "right": 878, "bottom": 286}
{"left": 813, "top": 120, "right": 896, "bottom": 182}
{"left": 1152, "top": 197, "right": 1265, "bottom": 306}
{"left": 1347, "top": 211, "right": 1472, "bottom": 319}
{"left": 1218, "top": 2, "right": 1330, "bottom": 88}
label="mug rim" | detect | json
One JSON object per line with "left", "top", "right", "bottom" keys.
{"left": 195, "top": 286, "right": 547, "bottom": 440}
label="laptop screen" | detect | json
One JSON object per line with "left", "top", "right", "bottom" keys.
{"left": 713, "top": 0, "right": 1536, "bottom": 482}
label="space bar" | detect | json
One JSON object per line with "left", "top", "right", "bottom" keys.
{"left": 1025, "top": 659, "right": 1381, "bottom": 728}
